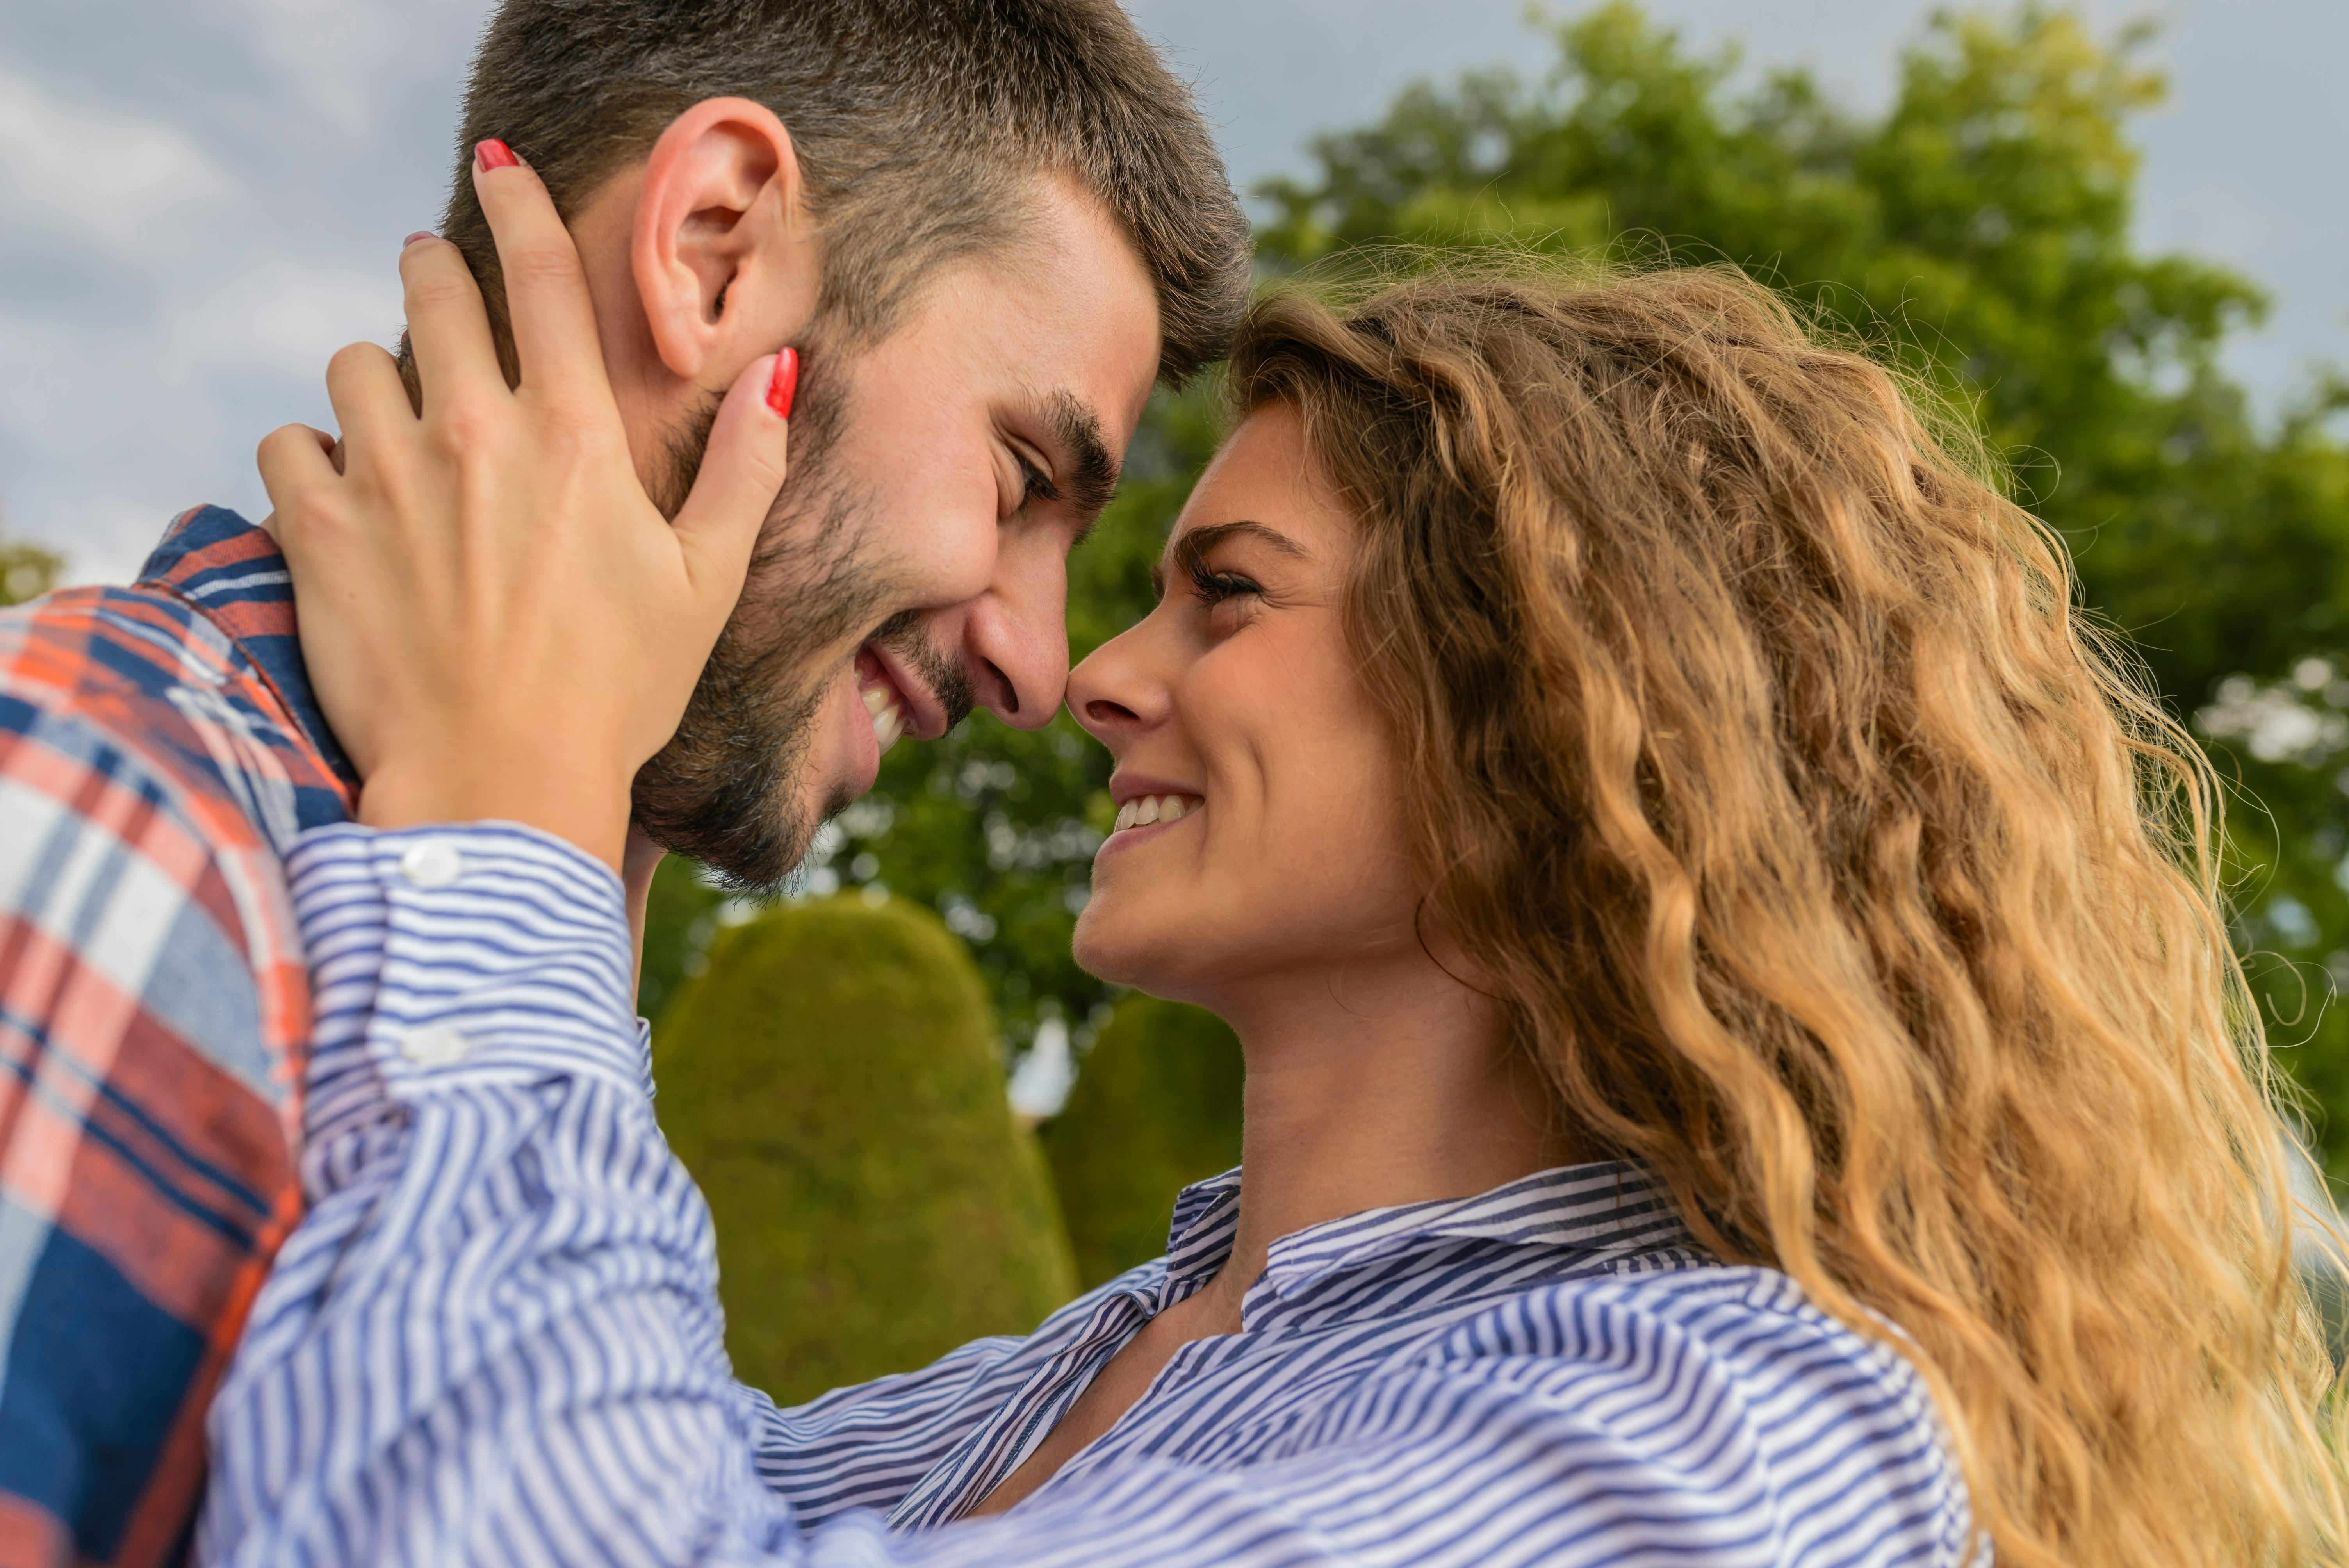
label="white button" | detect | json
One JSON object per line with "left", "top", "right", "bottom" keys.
{"left": 399, "top": 1025, "right": 471, "bottom": 1067}
{"left": 399, "top": 840, "right": 465, "bottom": 889}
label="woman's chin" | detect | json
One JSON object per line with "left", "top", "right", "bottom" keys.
{"left": 1071, "top": 896, "right": 1200, "bottom": 995}
{"left": 1070, "top": 903, "right": 1147, "bottom": 989}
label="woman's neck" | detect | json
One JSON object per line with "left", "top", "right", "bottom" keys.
{"left": 1181, "top": 950, "right": 1582, "bottom": 1332}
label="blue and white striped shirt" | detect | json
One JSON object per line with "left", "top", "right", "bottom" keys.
{"left": 197, "top": 821, "right": 1982, "bottom": 1568}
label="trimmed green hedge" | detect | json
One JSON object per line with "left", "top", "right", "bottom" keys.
{"left": 1040, "top": 997, "right": 1245, "bottom": 1289}
{"left": 652, "top": 895, "right": 1078, "bottom": 1405}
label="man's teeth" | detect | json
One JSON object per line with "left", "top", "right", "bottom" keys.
{"left": 862, "top": 686, "right": 905, "bottom": 755}
{"left": 1111, "top": 795, "right": 1201, "bottom": 834}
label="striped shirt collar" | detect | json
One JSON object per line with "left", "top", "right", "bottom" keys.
{"left": 138, "top": 503, "right": 356, "bottom": 790}
{"left": 1162, "top": 1159, "right": 1694, "bottom": 1306}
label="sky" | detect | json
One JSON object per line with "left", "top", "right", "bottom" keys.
{"left": 0, "top": 0, "right": 2340, "bottom": 586}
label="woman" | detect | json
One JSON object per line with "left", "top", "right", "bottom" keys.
{"left": 201, "top": 251, "right": 2340, "bottom": 1564}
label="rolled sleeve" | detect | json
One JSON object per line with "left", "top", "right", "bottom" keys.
{"left": 285, "top": 821, "right": 645, "bottom": 1115}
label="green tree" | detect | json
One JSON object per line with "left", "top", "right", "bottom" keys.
{"left": 1039, "top": 997, "right": 1244, "bottom": 1288}
{"left": 652, "top": 4, "right": 2349, "bottom": 1178}
{"left": 0, "top": 527, "right": 62, "bottom": 607}
{"left": 1256, "top": 2, "right": 2349, "bottom": 1172}
{"left": 652, "top": 895, "right": 1078, "bottom": 1403}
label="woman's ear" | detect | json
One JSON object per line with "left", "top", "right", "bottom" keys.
{"left": 632, "top": 96, "right": 820, "bottom": 382}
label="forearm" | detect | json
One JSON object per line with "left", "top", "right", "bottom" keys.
{"left": 195, "top": 824, "right": 1388, "bottom": 1568}
{"left": 198, "top": 821, "right": 746, "bottom": 1565}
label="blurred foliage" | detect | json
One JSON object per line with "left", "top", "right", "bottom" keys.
{"left": 644, "top": 2, "right": 2349, "bottom": 1177}
{"left": 652, "top": 895, "right": 1076, "bottom": 1404}
{"left": 1256, "top": 1, "right": 2349, "bottom": 1173}
{"left": 0, "top": 534, "right": 62, "bottom": 607}
{"left": 1039, "top": 997, "right": 1245, "bottom": 1289}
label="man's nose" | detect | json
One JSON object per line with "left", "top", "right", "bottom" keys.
{"left": 954, "top": 583, "right": 1069, "bottom": 731}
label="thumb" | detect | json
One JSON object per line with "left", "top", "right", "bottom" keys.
{"left": 672, "top": 347, "right": 796, "bottom": 609}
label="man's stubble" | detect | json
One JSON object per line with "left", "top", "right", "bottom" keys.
{"left": 629, "top": 347, "right": 973, "bottom": 894}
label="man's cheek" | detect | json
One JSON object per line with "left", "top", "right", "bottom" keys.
{"left": 915, "top": 515, "right": 1000, "bottom": 606}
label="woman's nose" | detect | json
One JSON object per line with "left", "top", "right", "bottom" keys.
{"left": 1066, "top": 624, "right": 1163, "bottom": 744}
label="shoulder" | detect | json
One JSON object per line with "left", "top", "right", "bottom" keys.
{"left": 3, "top": 580, "right": 307, "bottom": 832}
{"left": 0, "top": 583, "right": 324, "bottom": 1105}
{"left": 750, "top": 1265, "right": 1171, "bottom": 1526}
{"left": 0, "top": 586, "right": 316, "bottom": 1568}
{"left": 1411, "top": 1264, "right": 1977, "bottom": 1566}
{"left": 4, "top": 577, "right": 234, "bottom": 704}
{"left": 763, "top": 1263, "right": 1171, "bottom": 1436}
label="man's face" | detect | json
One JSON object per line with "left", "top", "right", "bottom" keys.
{"left": 632, "top": 182, "right": 1162, "bottom": 890}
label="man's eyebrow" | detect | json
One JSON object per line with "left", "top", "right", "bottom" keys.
{"left": 1151, "top": 520, "right": 1309, "bottom": 598}
{"left": 1042, "top": 389, "right": 1119, "bottom": 544}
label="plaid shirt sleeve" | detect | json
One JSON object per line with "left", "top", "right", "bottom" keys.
{"left": 1, "top": 564, "right": 328, "bottom": 1568}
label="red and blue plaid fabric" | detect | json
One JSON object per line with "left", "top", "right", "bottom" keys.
{"left": 0, "top": 507, "right": 351, "bottom": 1568}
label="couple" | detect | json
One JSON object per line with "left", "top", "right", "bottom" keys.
{"left": 0, "top": 2, "right": 2336, "bottom": 1566}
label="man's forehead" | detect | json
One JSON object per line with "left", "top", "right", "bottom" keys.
{"left": 964, "top": 184, "right": 1162, "bottom": 401}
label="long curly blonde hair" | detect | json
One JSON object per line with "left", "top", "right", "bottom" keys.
{"left": 1226, "top": 259, "right": 2344, "bottom": 1565}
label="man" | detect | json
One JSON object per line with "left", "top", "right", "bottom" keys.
{"left": 0, "top": 1, "right": 1248, "bottom": 1560}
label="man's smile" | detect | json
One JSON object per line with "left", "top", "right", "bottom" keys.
{"left": 855, "top": 640, "right": 950, "bottom": 758}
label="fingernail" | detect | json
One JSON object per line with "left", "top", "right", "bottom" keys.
{"left": 474, "top": 138, "right": 520, "bottom": 173}
{"left": 402, "top": 230, "right": 437, "bottom": 249}
{"left": 767, "top": 346, "right": 799, "bottom": 419}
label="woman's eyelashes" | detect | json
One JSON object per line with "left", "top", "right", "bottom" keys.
{"left": 1187, "top": 558, "right": 1265, "bottom": 617}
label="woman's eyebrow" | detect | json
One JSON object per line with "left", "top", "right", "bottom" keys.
{"left": 1152, "top": 520, "right": 1307, "bottom": 599}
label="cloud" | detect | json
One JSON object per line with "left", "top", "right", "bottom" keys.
{"left": 168, "top": 258, "right": 401, "bottom": 382}
{"left": 0, "top": 65, "right": 228, "bottom": 251}
{"left": 0, "top": 0, "right": 2340, "bottom": 590}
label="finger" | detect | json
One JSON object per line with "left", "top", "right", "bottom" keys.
{"left": 671, "top": 348, "right": 796, "bottom": 613}
{"left": 255, "top": 422, "right": 344, "bottom": 542}
{"left": 471, "top": 140, "right": 611, "bottom": 403}
{"left": 399, "top": 234, "right": 506, "bottom": 413}
{"left": 321, "top": 342, "right": 420, "bottom": 477}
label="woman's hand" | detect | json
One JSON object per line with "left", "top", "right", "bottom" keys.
{"left": 255, "top": 143, "right": 794, "bottom": 873}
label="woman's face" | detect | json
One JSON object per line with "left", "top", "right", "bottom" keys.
{"left": 1067, "top": 403, "right": 1421, "bottom": 1003}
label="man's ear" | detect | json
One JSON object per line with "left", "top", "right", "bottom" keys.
{"left": 633, "top": 97, "right": 821, "bottom": 383}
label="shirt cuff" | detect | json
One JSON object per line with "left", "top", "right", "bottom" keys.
{"left": 284, "top": 820, "right": 647, "bottom": 1108}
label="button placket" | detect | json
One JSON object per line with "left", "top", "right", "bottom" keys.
{"left": 399, "top": 1024, "right": 471, "bottom": 1067}
{"left": 399, "top": 840, "right": 465, "bottom": 889}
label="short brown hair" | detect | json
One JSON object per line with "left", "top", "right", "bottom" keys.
{"left": 438, "top": 0, "right": 1249, "bottom": 384}
{"left": 1228, "top": 262, "right": 2344, "bottom": 1566}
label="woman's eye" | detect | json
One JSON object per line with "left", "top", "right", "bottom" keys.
{"left": 1187, "top": 561, "right": 1263, "bottom": 607}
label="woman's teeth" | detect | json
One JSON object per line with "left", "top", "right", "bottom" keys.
{"left": 863, "top": 686, "right": 905, "bottom": 755}
{"left": 1112, "top": 794, "right": 1201, "bottom": 834}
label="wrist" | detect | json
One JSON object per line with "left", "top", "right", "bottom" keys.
{"left": 357, "top": 755, "right": 634, "bottom": 873}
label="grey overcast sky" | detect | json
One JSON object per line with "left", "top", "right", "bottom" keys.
{"left": 0, "top": 0, "right": 2340, "bottom": 584}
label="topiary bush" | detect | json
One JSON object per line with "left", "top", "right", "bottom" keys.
{"left": 1039, "top": 996, "right": 1244, "bottom": 1288}
{"left": 652, "top": 894, "right": 1078, "bottom": 1406}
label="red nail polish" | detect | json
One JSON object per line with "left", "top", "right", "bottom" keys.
{"left": 474, "top": 139, "right": 519, "bottom": 173}
{"left": 767, "top": 347, "right": 799, "bottom": 419}
{"left": 403, "top": 230, "right": 436, "bottom": 249}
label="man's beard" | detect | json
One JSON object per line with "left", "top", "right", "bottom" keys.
{"left": 628, "top": 350, "right": 973, "bottom": 894}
